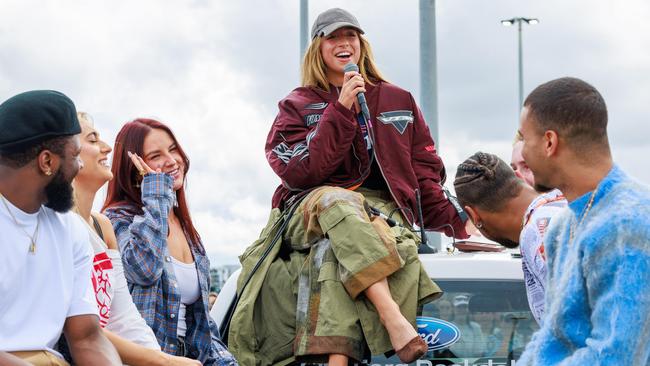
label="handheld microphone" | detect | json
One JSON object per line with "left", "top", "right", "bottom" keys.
{"left": 343, "top": 63, "right": 371, "bottom": 121}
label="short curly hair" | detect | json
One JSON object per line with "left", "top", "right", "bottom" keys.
{"left": 524, "top": 77, "right": 608, "bottom": 150}
{"left": 0, "top": 136, "right": 69, "bottom": 168}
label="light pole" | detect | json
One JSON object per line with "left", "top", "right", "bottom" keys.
{"left": 419, "top": 0, "right": 440, "bottom": 252}
{"left": 300, "top": 0, "right": 309, "bottom": 61}
{"left": 501, "top": 17, "right": 538, "bottom": 111}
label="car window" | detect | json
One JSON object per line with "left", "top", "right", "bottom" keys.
{"left": 373, "top": 280, "right": 539, "bottom": 365}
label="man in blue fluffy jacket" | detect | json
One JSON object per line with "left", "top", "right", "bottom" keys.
{"left": 516, "top": 76, "right": 650, "bottom": 365}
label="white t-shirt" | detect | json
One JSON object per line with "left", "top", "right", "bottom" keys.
{"left": 80, "top": 215, "right": 115, "bottom": 328}
{"left": 0, "top": 199, "right": 97, "bottom": 357}
{"left": 76, "top": 214, "right": 160, "bottom": 350}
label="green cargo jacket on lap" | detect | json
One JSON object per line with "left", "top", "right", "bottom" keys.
{"left": 230, "top": 187, "right": 441, "bottom": 364}
{"left": 229, "top": 82, "right": 468, "bottom": 364}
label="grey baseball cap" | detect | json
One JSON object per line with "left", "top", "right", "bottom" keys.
{"left": 311, "top": 8, "right": 364, "bottom": 39}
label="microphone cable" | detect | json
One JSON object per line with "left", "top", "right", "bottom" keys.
{"left": 387, "top": 206, "right": 415, "bottom": 226}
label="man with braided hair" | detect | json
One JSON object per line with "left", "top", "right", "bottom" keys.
{"left": 516, "top": 77, "right": 650, "bottom": 365}
{"left": 454, "top": 152, "right": 566, "bottom": 325}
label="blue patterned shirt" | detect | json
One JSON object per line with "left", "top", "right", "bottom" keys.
{"left": 104, "top": 173, "right": 237, "bottom": 365}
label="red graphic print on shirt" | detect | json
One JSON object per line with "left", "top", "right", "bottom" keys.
{"left": 91, "top": 251, "right": 113, "bottom": 327}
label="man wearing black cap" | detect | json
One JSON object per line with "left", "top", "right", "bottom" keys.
{"left": 0, "top": 90, "right": 120, "bottom": 365}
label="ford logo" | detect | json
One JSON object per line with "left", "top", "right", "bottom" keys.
{"left": 416, "top": 316, "right": 461, "bottom": 351}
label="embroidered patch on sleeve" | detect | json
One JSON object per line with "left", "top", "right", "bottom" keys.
{"left": 377, "top": 110, "right": 414, "bottom": 134}
{"left": 306, "top": 125, "right": 319, "bottom": 146}
{"left": 272, "top": 142, "right": 309, "bottom": 164}
{"left": 303, "top": 113, "right": 322, "bottom": 127}
{"left": 302, "top": 103, "right": 327, "bottom": 126}
{"left": 304, "top": 102, "right": 328, "bottom": 110}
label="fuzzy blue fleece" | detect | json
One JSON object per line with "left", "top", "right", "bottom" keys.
{"left": 518, "top": 165, "right": 650, "bottom": 366}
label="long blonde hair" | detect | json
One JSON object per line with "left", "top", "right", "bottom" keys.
{"left": 301, "top": 32, "right": 387, "bottom": 92}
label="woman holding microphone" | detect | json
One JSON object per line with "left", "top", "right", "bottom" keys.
{"left": 230, "top": 8, "right": 468, "bottom": 365}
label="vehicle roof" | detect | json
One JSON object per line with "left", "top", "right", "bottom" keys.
{"left": 420, "top": 249, "right": 523, "bottom": 280}
{"left": 211, "top": 249, "right": 525, "bottom": 330}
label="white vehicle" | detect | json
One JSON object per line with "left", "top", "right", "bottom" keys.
{"left": 211, "top": 242, "right": 538, "bottom": 366}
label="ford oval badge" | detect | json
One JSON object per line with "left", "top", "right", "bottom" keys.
{"left": 416, "top": 316, "right": 461, "bottom": 351}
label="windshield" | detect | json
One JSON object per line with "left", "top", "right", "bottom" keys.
{"left": 373, "top": 280, "right": 539, "bottom": 365}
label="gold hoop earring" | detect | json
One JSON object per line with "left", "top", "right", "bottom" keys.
{"left": 476, "top": 222, "right": 483, "bottom": 229}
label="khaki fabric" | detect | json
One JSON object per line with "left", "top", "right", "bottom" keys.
{"left": 229, "top": 187, "right": 442, "bottom": 365}
{"left": 9, "top": 351, "right": 70, "bottom": 366}
{"left": 229, "top": 207, "right": 288, "bottom": 366}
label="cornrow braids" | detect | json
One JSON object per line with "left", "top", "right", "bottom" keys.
{"left": 454, "top": 152, "right": 523, "bottom": 212}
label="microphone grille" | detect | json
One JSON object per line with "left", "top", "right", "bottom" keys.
{"left": 344, "top": 63, "right": 359, "bottom": 73}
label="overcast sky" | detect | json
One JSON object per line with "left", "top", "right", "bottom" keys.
{"left": 1, "top": 0, "right": 647, "bottom": 266}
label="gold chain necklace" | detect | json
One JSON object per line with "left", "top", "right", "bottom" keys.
{"left": 568, "top": 187, "right": 599, "bottom": 244}
{"left": 0, "top": 193, "right": 40, "bottom": 254}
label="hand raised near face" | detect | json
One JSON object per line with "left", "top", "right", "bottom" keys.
{"left": 128, "top": 151, "right": 161, "bottom": 176}
{"left": 338, "top": 70, "right": 365, "bottom": 111}
{"left": 127, "top": 151, "right": 161, "bottom": 189}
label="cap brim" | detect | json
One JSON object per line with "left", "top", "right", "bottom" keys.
{"left": 316, "top": 22, "right": 364, "bottom": 38}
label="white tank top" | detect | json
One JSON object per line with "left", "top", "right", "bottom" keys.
{"left": 172, "top": 257, "right": 200, "bottom": 337}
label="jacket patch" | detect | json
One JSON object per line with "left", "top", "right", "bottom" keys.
{"left": 272, "top": 142, "right": 309, "bottom": 164}
{"left": 304, "top": 102, "right": 328, "bottom": 110}
{"left": 306, "top": 125, "right": 319, "bottom": 146}
{"left": 377, "top": 110, "right": 414, "bottom": 134}
{"left": 303, "top": 113, "right": 322, "bottom": 127}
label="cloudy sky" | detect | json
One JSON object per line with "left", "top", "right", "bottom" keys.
{"left": 1, "top": 0, "right": 647, "bottom": 266}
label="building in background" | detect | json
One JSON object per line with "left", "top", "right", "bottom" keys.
{"left": 210, "top": 265, "right": 240, "bottom": 293}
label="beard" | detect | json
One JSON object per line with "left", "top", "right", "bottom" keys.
{"left": 534, "top": 183, "right": 554, "bottom": 193}
{"left": 531, "top": 171, "right": 555, "bottom": 193}
{"left": 44, "top": 169, "right": 75, "bottom": 213}
{"left": 481, "top": 229, "right": 519, "bottom": 249}
{"left": 493, "top": 237, "right": 520, "bottom": 249}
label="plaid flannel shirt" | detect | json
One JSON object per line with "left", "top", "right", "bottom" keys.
{"left": 104, "top": 173, "right": 237, "bottom": 365}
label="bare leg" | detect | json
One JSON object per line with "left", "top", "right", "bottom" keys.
{"left": 364, "top": 278, "right": 418, "bottom": 351}
{"left": 328, "top": 353, "right": 348, "bottom": 366}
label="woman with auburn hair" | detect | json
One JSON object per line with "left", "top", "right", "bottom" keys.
{"left": 230, "top": 7, "right": 469, "bottom": 366}
{"left": 102, "top": 118, "right": 237, "bottom": 365}
{"left": 68, "top": 112, "right": 199, "bottom": 366}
